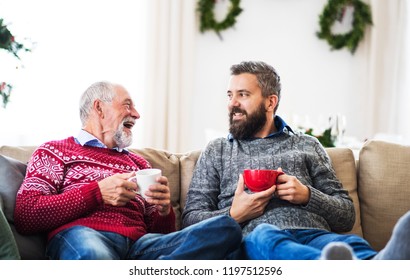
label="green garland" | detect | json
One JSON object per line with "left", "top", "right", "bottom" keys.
{"left": 317, "top": 0, "right": 372, "bottom": 54}
{"left": 0, "top": 18, "right": 31, "bottom": 59}
{"left": 198, "top": 0, "right": 243, "bottom": 38}
{"left": 0, "top": 83, "right": 13, "bottom": 108}
{"left": 305, "top": 128, "right": 335, "bottom": 148}
{"left": 1, "top": 18, "right": 32, "bottom": 108}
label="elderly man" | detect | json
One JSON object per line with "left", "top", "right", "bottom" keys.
{"left": 14, "top": 81, "right": 241, "bottom": 260}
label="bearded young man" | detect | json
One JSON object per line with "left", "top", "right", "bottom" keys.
{"left": 182, "top": 61, "right": 410, "bottom": 260}
{"left": 14, "top": 81, "right": 242, "bottom": 260}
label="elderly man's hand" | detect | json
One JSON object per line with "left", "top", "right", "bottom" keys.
{"left": 98, "top": 172, "right": 137, "bottom": 207}
{"left": 143, "top": 175, "right": 171, "bottom": 216}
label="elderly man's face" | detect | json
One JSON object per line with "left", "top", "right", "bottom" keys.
{"left": 100, "top": 85, "right": 140, "bottom": 149}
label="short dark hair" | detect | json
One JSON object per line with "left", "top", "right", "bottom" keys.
{"left": 230, "top": 61, "right": 281, "bottom": 113}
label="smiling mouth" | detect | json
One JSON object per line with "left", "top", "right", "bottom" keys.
{"left": 123, "top": 121, "right": 135, "bottom": 129}
{"left": 232, "top": 112, "right": 245, "bottom": 121}
{"left": 230, "top": 107, "right": 247, "bottom": 121}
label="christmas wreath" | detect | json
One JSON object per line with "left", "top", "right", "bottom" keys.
{"left": 316, "top": 0, "right": 372, "bottom": 54}
{"left": 198, "top": 0, "right": 243, "bottom": 39}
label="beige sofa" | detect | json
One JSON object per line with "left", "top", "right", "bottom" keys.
{"left": 1, "top": 140, "right": 410, "bottom": 259}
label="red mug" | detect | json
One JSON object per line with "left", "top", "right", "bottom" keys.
{"left": 243, "top": 169, "right": 284, "bottom": 192}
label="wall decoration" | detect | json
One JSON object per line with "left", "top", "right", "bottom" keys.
{"left": 0, "top": 18, "right": 31, "bottom": 108}
{"left": 316, "top": 0, "right": 372, "bottom": 54}
{"left": 305, "top": 128, "right": 335, "bottom": 148}
{"left": 198, "top": 0, "right": 243, "bottom": 39}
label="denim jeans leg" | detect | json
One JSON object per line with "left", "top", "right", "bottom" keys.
{"left": 46, "top": 226, "right": 129, "bottom": 260}
{"left": 242, "top": 224, "right": 321, "bottom": 260}
{"left": 129, "top": 215, "right": 242, "bottom": 260}
{"left": 295, "top": 229, "right": 377, "bottom": 260}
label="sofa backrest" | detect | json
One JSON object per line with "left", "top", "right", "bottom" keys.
{"left": 0, "top": 147, "right": 47, "bottom": 259}
{"left": 0, "top": 145, "right": 361, "bottom": 234}
{"left": 326, "top": 148, "right": 362, "bottom": 237}
{"left": 358, "top": 140, "right": 410, "bottom": 251}
{"left": 128, "top": 148, "right": 182, "bottom": 229}
{"left": 179, "top": 150, "right": 201, "bottom": 213}
{"left": 0, "top": 146, "right": 37, "bottom": 164}
{"left": 3, "top": 142, "right": 409, "bottom": 253}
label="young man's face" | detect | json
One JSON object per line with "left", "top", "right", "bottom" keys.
{"left": 227, "top": 73, "right": 268, "bottom": 140}
{"left": 101, "top": 85, "right": 140, "bottom": 148}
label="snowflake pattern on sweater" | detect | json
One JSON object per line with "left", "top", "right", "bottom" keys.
{"left": 14, "top": 137, "right": 175, "bottom": 241}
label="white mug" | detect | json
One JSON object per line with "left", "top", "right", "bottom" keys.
{"left": 129, "top": 168, "right": 162, "bottom": 199}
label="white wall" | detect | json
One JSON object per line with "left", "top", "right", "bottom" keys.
{"left": 0, "top": 0, "right": 381, "bottom": 152}
{"left": 0, "top": 0, "right": 147, "bottom": 146}
{"left": 188, "top": 0, "right": 370, "bottom": 151}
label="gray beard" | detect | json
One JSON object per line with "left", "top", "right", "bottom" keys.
{"left": 114, "top": 123, "right": 133, "bottom": 149}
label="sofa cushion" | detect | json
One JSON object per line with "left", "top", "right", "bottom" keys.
{"left": 325, "top": 148, "right": 362, "bottom": 237}
{"left": 0, "top": 155, "right": 27, "bottom": 222}
{"left": 0, "top": 154, "right": 47, "bottom": 259}
{"left": 130, "top": 148, "right": 182, "bottom": 230}
{"left": 179, "top": 150, "right": 201, "bottom": 211}
{"left": 10, "top": 224, "right": 47, "bottom": 260}
{"left": 0, "top": 146, "right": 37, "bottom": 164}
{"left": 358, "top": 140, "right": 410, "bottom": 251}
{"left": 0, "top": 197, "right": 21, "bottom": 259}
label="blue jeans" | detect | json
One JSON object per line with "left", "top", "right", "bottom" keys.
{"left": 46, "top": 215, "right": 242, "bottom": 260}
{"left": 237, "top": 223, "right": 377, "bottom": 260}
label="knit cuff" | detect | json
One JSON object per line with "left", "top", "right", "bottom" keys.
{"left": 303, "top": 185, "right": 323, "bottom": 212}
{"left": 80, "top": 181, "right": 103, "bottom": 208}
{"left": 155, "top": 206, "right": 176, "bottom": 232}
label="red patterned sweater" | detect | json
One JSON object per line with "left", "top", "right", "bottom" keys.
{"left": 14, "top": 137, "right": 176, "bottom": 242}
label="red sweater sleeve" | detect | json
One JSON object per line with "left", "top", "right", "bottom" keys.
{"left": 145, "top": 203, "right": 176, "bottom": 234}
{"left": 14, "top": 148, "right": 103, "bottom": 234}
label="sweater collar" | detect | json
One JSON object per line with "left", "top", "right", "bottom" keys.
{"left": 74, "top": 130, "right": 128, "bottom": 153}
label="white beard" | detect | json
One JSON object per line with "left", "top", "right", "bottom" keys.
{"left": 114, "top": 122, "right": 133, "bottom": 149}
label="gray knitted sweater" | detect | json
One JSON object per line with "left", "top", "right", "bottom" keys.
{"left": 182, "top": 129, "right": 355, "bottom": 235}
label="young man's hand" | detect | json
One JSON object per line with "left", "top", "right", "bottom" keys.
{"left": 229, "top": 174, "right": 276, "bottom": 224}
